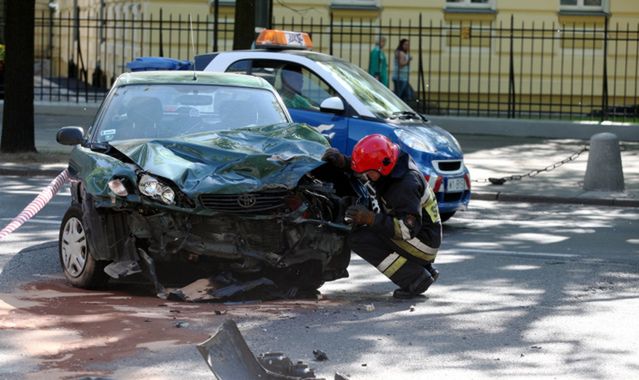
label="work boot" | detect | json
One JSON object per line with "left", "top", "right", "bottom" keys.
{"left": 425, "top": 263, "right": 439, "bottom": 282}
{"left": 392, "top": 271, "right": 434, "bottom": 299}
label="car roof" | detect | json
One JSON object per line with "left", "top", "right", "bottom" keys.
{"left": 212, "top": 48, "right": 339, "bottom": 62}
{"left": 229, "top": 48, "right": 326, "bottom": 56}
{"left": 114, "top": 70, "right": 273, "bottom": 90}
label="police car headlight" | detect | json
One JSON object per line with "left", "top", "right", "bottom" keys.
{"left": 138, "top": 174, "right": 176, "bottom": 205}
{"left": 395, "top": 129, "right": 436, "bottom": 152}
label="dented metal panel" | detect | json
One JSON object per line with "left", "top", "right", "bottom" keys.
{"left": 73, "top": 123, "right": 330, "bottom": 199}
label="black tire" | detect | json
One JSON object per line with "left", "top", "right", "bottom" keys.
{"left": 440, "top": 211, "right": 456, "bottom": 223}
{"left": 58, "top": 205, "right": 109, "bottom": 289}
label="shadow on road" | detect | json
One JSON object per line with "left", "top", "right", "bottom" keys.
{"left": 1, "top": 202, "right": 638, "bottom": 379}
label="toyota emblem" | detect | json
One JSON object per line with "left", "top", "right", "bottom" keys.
{"left": 237, "top": 193, "right": 257, "bottom": 208}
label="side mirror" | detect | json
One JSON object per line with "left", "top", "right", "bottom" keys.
{"left": 56, "top": 126, "right": 85, "bottom": 146}
{"left": 319, "top": 97, "right": 345, "bottom": 114}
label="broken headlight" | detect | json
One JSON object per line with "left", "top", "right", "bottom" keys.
{"left": 108, "top": 178, "right": 129, "bottom": 196}
{"left": 138, "top": 174, "right": 176, "bottom": 205}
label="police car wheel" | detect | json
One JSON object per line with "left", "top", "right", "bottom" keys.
{"left": 59, "top": 205, "right": 109, "bottom": 289}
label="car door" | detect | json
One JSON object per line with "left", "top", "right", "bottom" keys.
{"left": 226, "top": 59, "right": 350, "bottom": 152}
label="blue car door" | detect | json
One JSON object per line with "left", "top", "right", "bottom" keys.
{"left": 277, "top": 63, "right": 349, "bottom": 152}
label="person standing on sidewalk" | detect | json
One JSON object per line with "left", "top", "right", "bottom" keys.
{"left": 322, "top": 134, "right": 442, "bottom": 299}
{"left": 392, "top": 38, "right": 413, "bottom": 102}
{"left": 368, "top": 35, "right": 388, "bottom": 87}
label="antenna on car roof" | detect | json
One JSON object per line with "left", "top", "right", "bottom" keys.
{"left": 189, "top": 14, "right": 197, "bottom": 81}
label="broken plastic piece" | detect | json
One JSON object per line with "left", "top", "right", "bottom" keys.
{"left": 197, "top": 319, "right": 324, "bottom": 379}
{"left": 138, "top": 249, "right": 167, "bottom": 299}
{"left": 104, "top": 260, "right": 142, "bottom": 279}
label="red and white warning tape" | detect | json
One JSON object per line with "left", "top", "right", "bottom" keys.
{"left": 0, "top": 169, "right": 70, "bottom": 241}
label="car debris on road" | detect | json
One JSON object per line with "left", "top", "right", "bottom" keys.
{"left": 198, "top": 319, "right": 348, "bottom": 380}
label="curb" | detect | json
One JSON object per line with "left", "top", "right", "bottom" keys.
{"left": 0, "top": 100, "right": 100, "bottom": 117}
{"left": 472, "top": 191, "right": 639, "bottom": 207}
{"left": 0, "top": 167, "right": 67, "bottom": 177}
{"left": 429, "top": 115, "right": 639, "bottom": 142}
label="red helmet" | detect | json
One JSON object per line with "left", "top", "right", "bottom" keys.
{"left": 351, "top": 134, "right": 399, "bottom": 176}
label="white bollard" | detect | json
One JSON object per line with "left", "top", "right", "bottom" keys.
{"left": 583, "top": 133, "right": 624, "bottom": 192}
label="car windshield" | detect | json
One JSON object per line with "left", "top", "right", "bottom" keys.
{"left": 94, "top": 83, "right": 288, "bottom": 143}
{"left": 312, "top": 57, "right": 414, "bottom": 119}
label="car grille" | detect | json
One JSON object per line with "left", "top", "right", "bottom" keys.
{"left": 189, "top": 216, "right": 284, "bottom": 253}
{"left": 199, "top": 189, "right": 288, "bottom": 214}
{"left": 435, "top": 160, "right": 462, "bottom": 173}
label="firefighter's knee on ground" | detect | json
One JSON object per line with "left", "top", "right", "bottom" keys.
{"left": 425, "top": 263, "right": 440, "bottom": 282}
{"left": 393, "top": 270, "right": 434, "bottom": 299}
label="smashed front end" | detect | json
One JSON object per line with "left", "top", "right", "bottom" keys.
{"left": 68, "top": 124, "right": 362, "bottom": 299}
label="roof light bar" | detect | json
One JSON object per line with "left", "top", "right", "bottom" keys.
{"left": 255, "top": 29, "right": 313, "bottom": 50}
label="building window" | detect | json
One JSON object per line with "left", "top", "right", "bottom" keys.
{"left": 446, "top": 0, "right": 494, "bottom": 8}
{"left": 560, "top": 0, "right": 603, "bottom": 11}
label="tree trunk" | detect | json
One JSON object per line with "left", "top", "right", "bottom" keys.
{"left": 233, "top": 0, "right": 256, "bottom": 50}
{"left": 1, "top": 0, "right": 36, "bottom": 153}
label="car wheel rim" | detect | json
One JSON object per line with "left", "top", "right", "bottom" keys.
{"left": 61, "top": 216, "right": 87, "bottom": 278}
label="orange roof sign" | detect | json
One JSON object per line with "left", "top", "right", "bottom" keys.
{"left": 255, "top": 29, "right": 313, "bottom": 50}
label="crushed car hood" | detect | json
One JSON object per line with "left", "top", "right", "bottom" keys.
{"left": 115, "top": 123, "right": 330, "bottom": 194}
{"left": 74, "top": 123, "right": 331, "bottom": 197}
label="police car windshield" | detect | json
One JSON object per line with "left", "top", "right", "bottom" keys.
{"left": 312, "top": 57, "right": 414, "bottom": 119}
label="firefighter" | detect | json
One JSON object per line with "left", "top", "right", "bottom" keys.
{"left": 322, "top": 134, "right": 442, "bottom": 299}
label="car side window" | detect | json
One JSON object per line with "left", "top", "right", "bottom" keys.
{"left": 227, "top": 59, "right": 338, "bottom": 112}
{"left": 226, "top": 59, "right": 251, "bottom": 74}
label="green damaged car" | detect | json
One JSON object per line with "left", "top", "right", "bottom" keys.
{"left": 57, "top": 71, "right": 365, "bottom": 300}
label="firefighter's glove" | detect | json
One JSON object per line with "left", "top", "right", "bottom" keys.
{"left": 345, "top": 205, "right": 375, "bottom": 226}
{"left": 322, "top": 148, "right": 347, "bottom": 169}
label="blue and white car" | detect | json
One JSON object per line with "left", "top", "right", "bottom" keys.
{"left": 195, "top": 31, "right": 470, "bottom": 221}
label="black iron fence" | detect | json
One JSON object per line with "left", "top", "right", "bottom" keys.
{"left": 32, "top": 9, "right": 639, "bottom": 122}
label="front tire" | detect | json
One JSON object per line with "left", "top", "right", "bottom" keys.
{"left": 59, "top": 205, "right": 109, "bottom": 289}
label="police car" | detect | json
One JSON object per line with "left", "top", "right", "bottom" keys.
{"left": 196, "top": 30, "right": 470, "bottom": 221}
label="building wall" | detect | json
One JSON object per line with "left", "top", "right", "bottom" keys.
{"left": 46, "top": 0, "right": 638, "bottom": 115}
{"left": 52, "top": 0, "right": 210, "bottom": 85}
{"left": 34, "top": 0, "right": 53, "bottom": 61}
{"left": 271, "top": 0, "right": 637, "bottom": 115}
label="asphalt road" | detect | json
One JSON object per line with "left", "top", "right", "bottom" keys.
{"left": 1, "top": 175, "right": 638, "bottom": 379}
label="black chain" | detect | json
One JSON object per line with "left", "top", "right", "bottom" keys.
{"left": 473, "top": 145, "right": 590, "bottom": 185}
